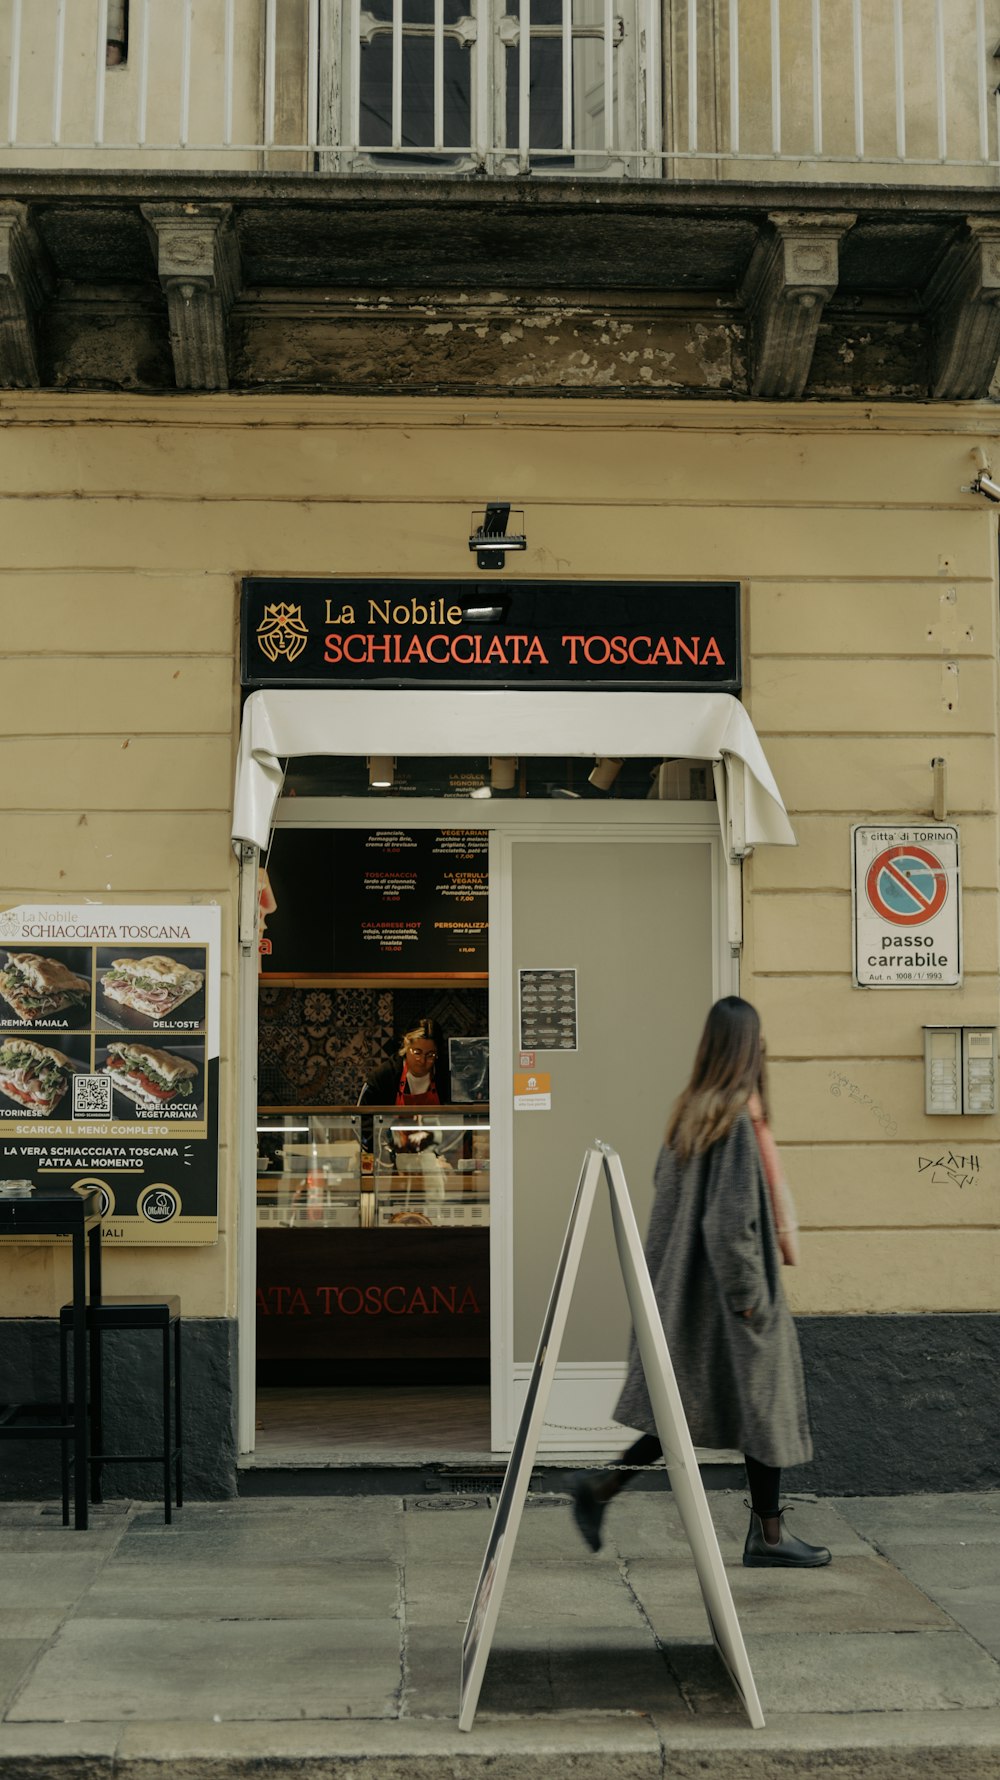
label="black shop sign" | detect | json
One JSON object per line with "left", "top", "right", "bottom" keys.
{"left": 241, "top": 579, "right": 741, "bottom": 693}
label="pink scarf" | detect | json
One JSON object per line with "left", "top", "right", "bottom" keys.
{"left": 748, "top": 1095, "right": 800, "bottom": 1266}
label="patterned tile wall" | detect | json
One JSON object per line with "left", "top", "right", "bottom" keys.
{"left": 257, "top": 986, "right": 489, "bottom": 1105}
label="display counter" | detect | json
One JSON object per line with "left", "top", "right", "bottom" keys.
{"left": 255, "top": 1105, "right": 489, "bottom": 1368}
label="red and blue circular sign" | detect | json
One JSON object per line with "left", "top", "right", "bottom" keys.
{"left": 865, "top": 844, "right": 948, "bottom": 925}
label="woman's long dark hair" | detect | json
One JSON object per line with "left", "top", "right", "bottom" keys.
{"left": 666, "top": 996, "right": 768, "bottom": 1161}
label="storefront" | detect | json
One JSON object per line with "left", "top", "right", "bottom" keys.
{"left": 231, "top": 612, "right": 794, "bottom": 1454}
{"left": 1, "top": 394, "right": 999, "bottom": 1499}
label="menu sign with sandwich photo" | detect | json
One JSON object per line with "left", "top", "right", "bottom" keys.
{"left": 0, "top": 903, "right": 220, "bottom": 1246}
{"left": 0, "top": 1035, "right": 87, "bottom": 1116}
{"left": 96, "top": 950, "right": 205, "bottom": 1028}
{"left": 0, "top": 949, "right": 92, "bottom": 1028}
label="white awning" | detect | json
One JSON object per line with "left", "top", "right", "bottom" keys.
{"left": 232, "top": 688, "right": 795, "bottom": 852}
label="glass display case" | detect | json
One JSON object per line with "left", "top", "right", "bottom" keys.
{"left": 256, "top": 1106, "right": 490, "bottom": 1229}
{"left": 256, "top": 1104, "right": 491, "bottom": 1371}
{"left": 371, "top": 1109, "right": 490, "bottom": 1228}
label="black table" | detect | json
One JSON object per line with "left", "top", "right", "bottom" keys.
{"left": 0, "top": 1183, "right": 102, "bottom": 1528}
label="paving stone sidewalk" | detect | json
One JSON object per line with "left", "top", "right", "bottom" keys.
{"left": 1, "top": 1488, "right": 999, "bottom": 1778}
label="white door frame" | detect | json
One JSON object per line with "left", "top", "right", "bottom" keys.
{"left": 492, "top": 811, "right": 732, "bottom": 1451}
{"left": 237, "top": 794, "right": 734, "bottom": 1456}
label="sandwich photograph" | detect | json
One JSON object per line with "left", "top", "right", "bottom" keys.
{"left": 0, "top": 1033, "right": 87, "bottom": 1118}
{"left": 95, "top": 947, "right": 206, "bottom": 1031}
{"left": 95, "top": 1038, "right": 204, "bottom": 1120}
{"left": 0, "top": 948, "right": 91, "bottom": 1028}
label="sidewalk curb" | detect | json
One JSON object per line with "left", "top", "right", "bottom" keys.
{"left": 5, "top": 1712, "right": 1000, "bottom": 1780}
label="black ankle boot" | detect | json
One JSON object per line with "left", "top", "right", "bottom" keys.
{"left": 568, "top": 1473, "right": 609, "bottom": 1553}
{"left": 743, "top": 1506, "right": 831, "bottom": 1568}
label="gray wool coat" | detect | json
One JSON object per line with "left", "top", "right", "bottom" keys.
{"left": 613, "top": 1110, "right": 813, "bottom": 1468}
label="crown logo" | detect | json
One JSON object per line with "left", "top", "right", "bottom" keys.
{"left": 257, "top": 602, "right": 309, "bottom": 664}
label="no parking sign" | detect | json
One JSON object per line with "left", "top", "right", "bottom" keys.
{"left": 852, "top": 825, "right": 961, "bottom": 987}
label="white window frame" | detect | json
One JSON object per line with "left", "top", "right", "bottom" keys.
{"left": 317, "top": 0, "right": 660, "bottom": 176}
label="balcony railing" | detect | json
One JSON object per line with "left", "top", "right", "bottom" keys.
{"left": 1, "top": 0, "right": 998, "bottom": 182}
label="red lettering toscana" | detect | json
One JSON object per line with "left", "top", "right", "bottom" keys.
{"left": 324, "top": 632, "right": 726, "bottom": 669}
{"left": 561, "top": 634, "right": 725, "bottom": 667}
{"left": 255, "top": 1283, "right": 482, "bottom": 1316}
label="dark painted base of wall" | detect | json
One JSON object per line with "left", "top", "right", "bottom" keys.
{"left": 795, "top": 1314, "right": 1000, "bottom": 1496}
{"left": 0, "top": 1317, "right": 238, "bottom": 1502}
{"left": 3, "top": 1313, "right": 998, "bottom": 1503}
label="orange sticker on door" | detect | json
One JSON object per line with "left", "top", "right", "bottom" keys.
{"left": 514, "top": 1071, "right": 552, "bottom": 1111}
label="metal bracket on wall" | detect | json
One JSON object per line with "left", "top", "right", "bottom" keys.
{"left": 238, "top": 843, "right": 259, "bottom": 956}
{"left": 713, "top": 761, "right": 745, "bottom": 955}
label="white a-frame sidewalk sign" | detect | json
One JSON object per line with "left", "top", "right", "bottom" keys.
{"left": 459, "top": 1142, "right": 764, "bottom": 1733}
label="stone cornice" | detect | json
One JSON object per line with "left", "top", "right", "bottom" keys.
{"left": 0, "top": 390, "right": 997, "bottom": 434}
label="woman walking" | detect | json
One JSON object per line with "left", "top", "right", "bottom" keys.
{"left": 571, "top": 996, "right": 830, "bottom": 1569}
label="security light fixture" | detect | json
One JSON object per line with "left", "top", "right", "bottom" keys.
{"left": 972, "top": 470, "right": 1000, "bottom": 502}
{"left": 469, "top": 502, "right": 526, "bottom": 570}
{"left": 367, "top": 755, "right": 395, "bottom": 789}
{"left": 968, "top": 448, "right": 1000, "bottom": 501}
{"left": 460, "top": 596, "right": 511, "bottom": 623}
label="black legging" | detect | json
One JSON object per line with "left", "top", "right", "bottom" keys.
{"left": 617, "top": 1433, "right": 781, "bottom": 1517}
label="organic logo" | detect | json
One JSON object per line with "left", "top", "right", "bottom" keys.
{"left": 257, "top": 602, "right": 309, "bottom": 664}
{"left": 139, "top": 1184, "right": 180, "bottom": 1224}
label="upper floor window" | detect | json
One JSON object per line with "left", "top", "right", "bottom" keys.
{"left": 322, "top": 0, "right": 650, "bottom": 175}
{"left": 106, "top": 0, "right": 128, "bottom": 68}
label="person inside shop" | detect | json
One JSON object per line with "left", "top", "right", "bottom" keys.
{"left": 569, "top": 995, "right": 830, "bottom": 1570}
{"left": 358, "top": 1019, "right": 452, "bottom": 1178}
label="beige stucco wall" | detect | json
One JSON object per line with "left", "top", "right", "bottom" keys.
{"left": 0, "top": 0, "right": 267, "bottom": 172}
{"left": 672, "top": 0, "right": 1000, "bottom": 185}
{"left": 0, "top": 392, "right": 997, "bottom": 1323}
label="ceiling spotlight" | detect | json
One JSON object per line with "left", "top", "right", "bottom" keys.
{"left": 367, "top": 755, "right": 395, "bottom": 789}
{"left": 648, "top": 761, "right": 675, "bottom": 800}
{"left": 588, "top": 757, "right": 624, "bottom": 792}
{"left": 469, "top": 502, "right": 527, "bottom": 571}
{"left": 490, "top": 756, "right": 518, "bottom": 791}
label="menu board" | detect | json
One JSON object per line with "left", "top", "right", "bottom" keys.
{"left": 519, "top": 968, "right": 578, "bottom": 1051}
{"left": 261, "top": 828, "right": 488, "bottom": 975}
{"left": 0, "top": 903, "right": 221, "bottom": 1245}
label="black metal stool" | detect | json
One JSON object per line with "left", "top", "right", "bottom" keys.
{"left": 59, "top": 1295, "right": 182, "bottom": 1523}
{"left": 1, "top": 1182, "right": 103, "bottom": 1528}
{"left": 0, "top": 1400, "right": 79, "bottom": 1527}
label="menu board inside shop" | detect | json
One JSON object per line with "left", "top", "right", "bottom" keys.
{"left": 0, "top": 903, "right": 221, "bottom": 1245}
{"left": 519, "top": 968, "right": 578, "bottom": 1051}
{"left": 261, "top": 828, "right": 488, "bottom": 975}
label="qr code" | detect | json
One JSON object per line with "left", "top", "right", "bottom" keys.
{"left": 73, "top": 1074, "right": 112, "bottom": 1118}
